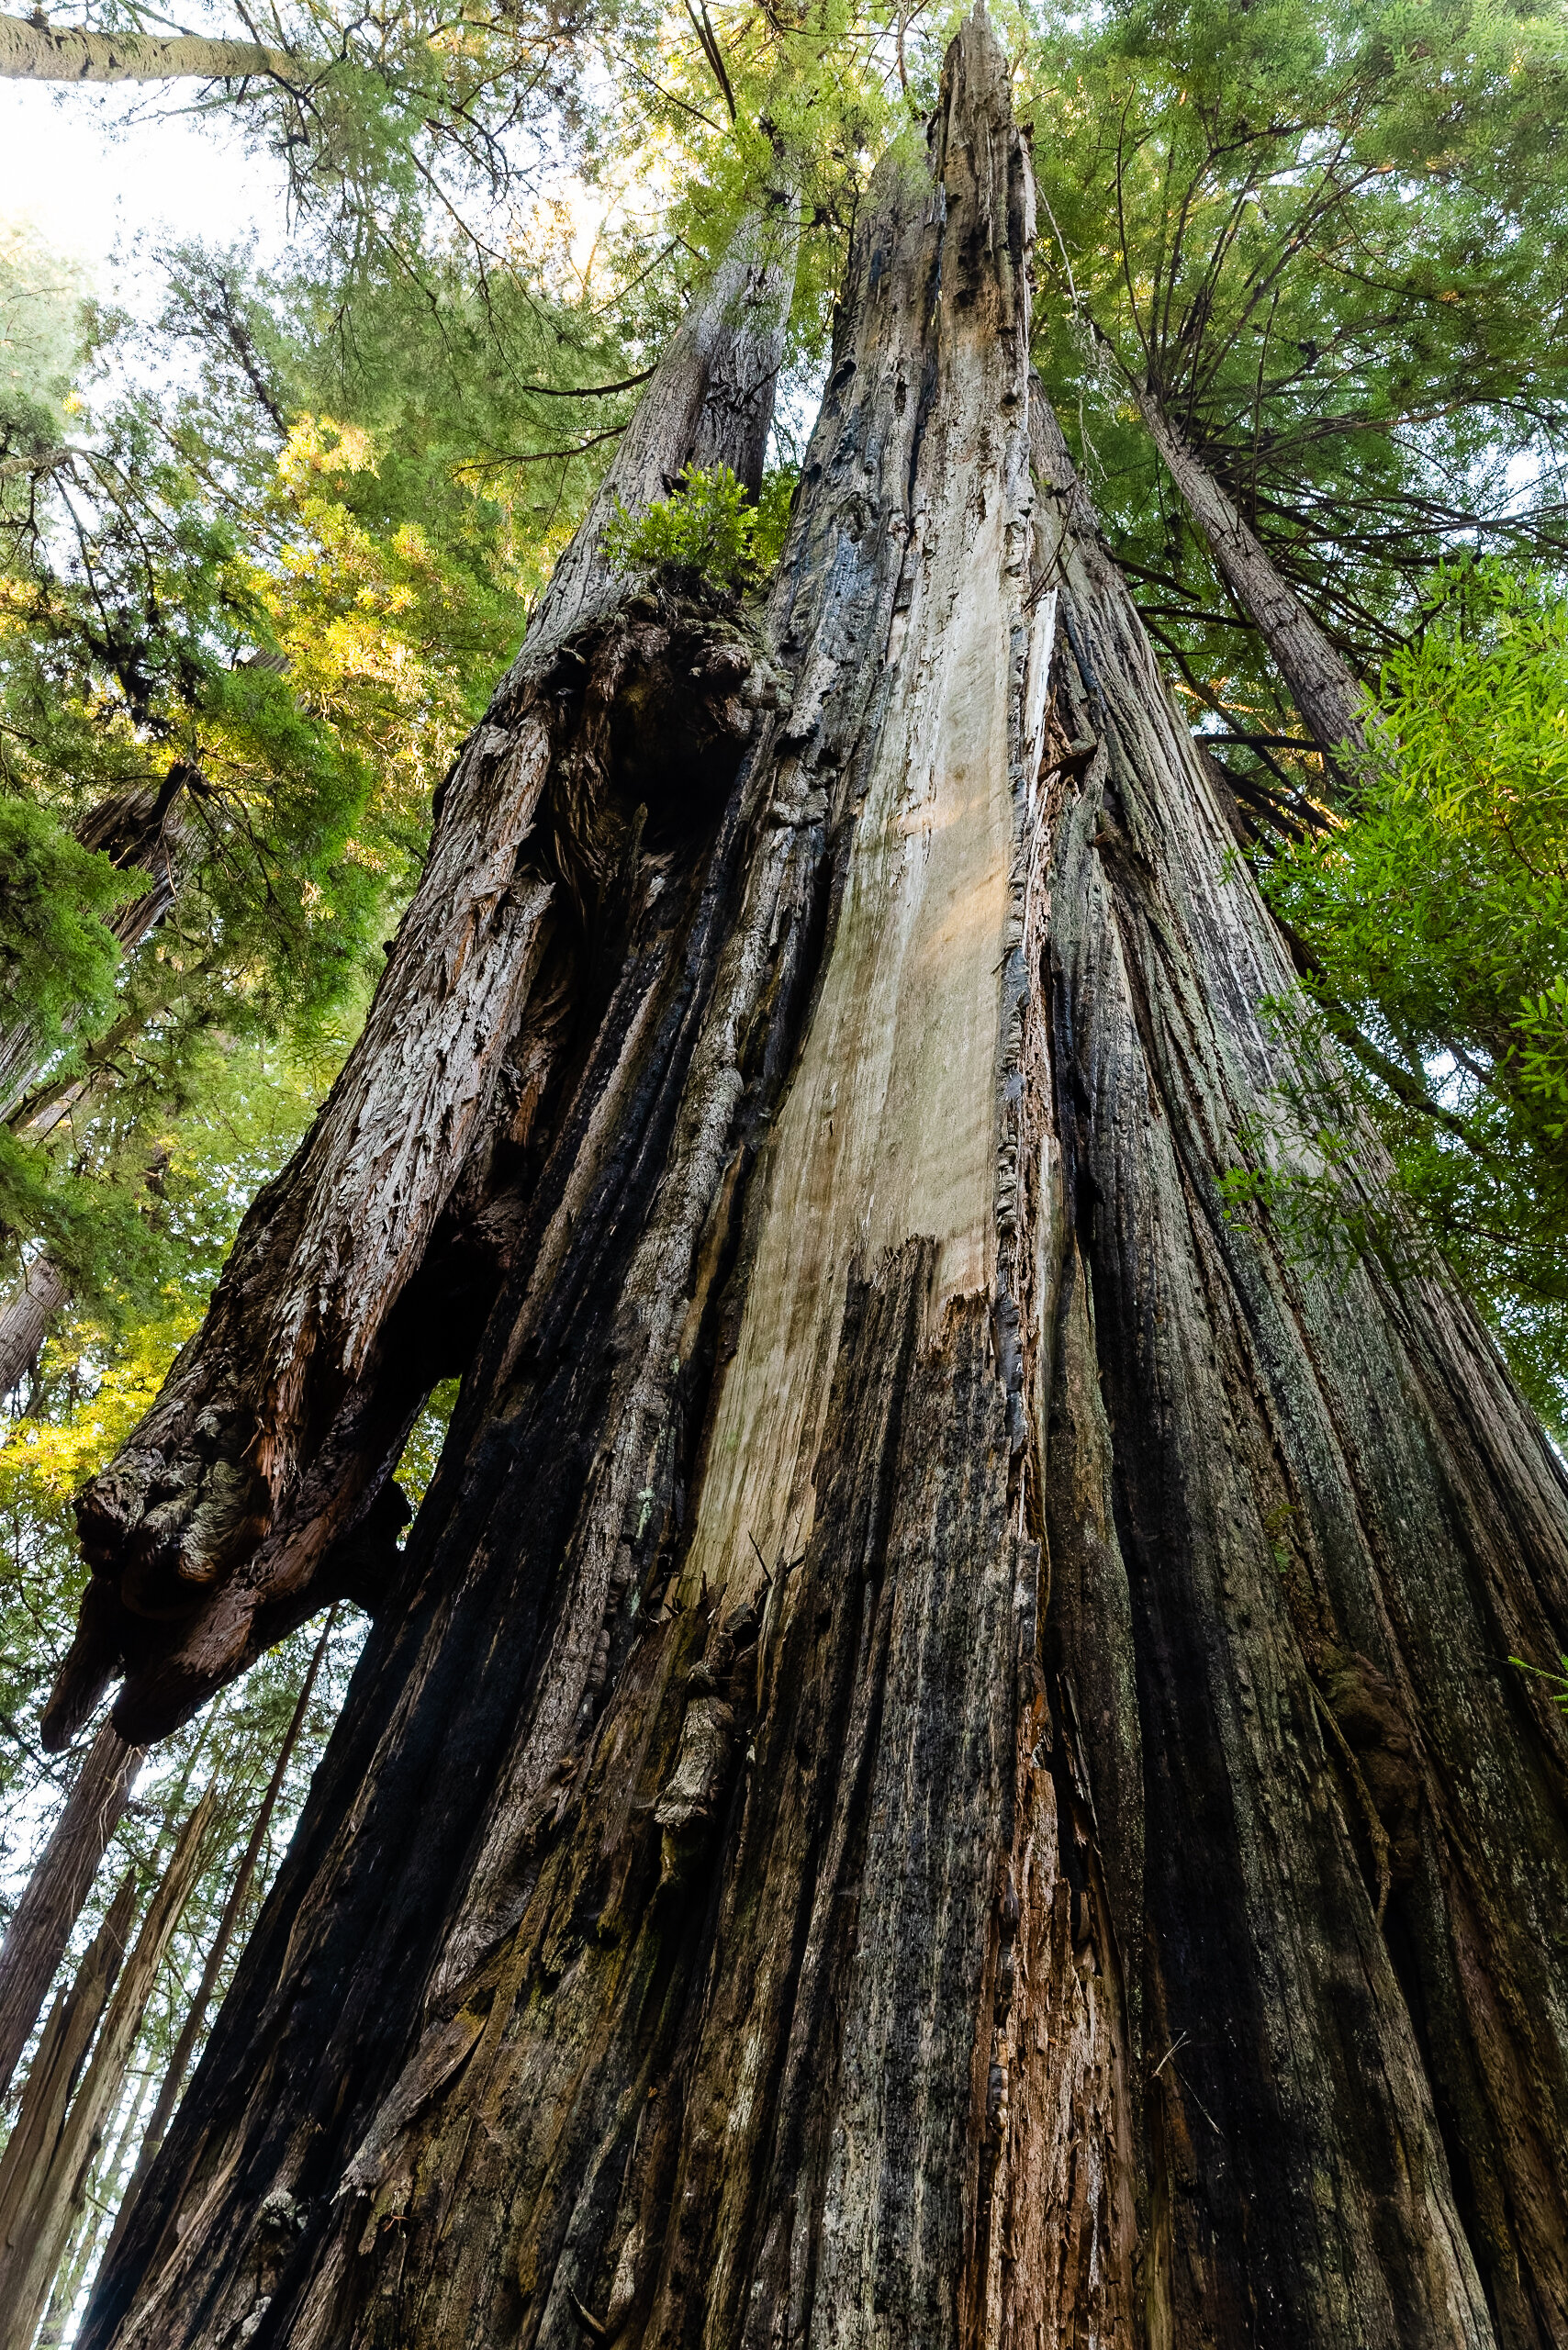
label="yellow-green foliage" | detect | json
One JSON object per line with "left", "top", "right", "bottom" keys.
{"left": 603, "top": 464, "right": 796, "bottom": 592}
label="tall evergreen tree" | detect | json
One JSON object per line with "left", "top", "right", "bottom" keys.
{"left": 4, "top": 6, "right": 1568, "bottom": 2345}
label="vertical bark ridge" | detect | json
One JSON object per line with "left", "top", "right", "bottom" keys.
{"left": 1035, "top": 389, "right": 1568, "bottom": 2340}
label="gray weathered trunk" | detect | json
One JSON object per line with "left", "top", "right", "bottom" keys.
{"left": 50, "top": 197, "right": 800, "bottom": 1751}
{"left": 1133, "top": 382, "right": 1371, "bottom": 771}
{"left": 0, "top": 1720, "right": 142, "bottom": 2105}
{"left": 74, "top": 20, "right": 1568, "bottom": 2349}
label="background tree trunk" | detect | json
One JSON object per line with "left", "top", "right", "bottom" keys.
{"left": 1133, "top": 382, "right": 1371, "bottom": 771}
{"left": 48, "top": 196, "right": 800, "bottom": 1752}
{"left": 0, "top": 17, "right": 290, "bottom": 82}
{"left": 0, "top": 1790, "right": 216, "bottom": 2350}
{"left": 0, "top": 1872, "right": 139, "bottom": 2332}
{"left": 0, "top": 1720, "right": 143, "bottom": 2103}
{"left": 74, "top": 17, "right": 1568, "bottom": 2349}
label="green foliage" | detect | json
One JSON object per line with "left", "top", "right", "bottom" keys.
{"left": 1226, "top": 562, "right": 1568, "bottom": 1433}
{"left": 1510, "top": 1652, "right": 1568, "bottom": 1713}
{"left": 603, "top": 463, "right": 797, "bottom": 591}
{"left": 0, "top": 800, "right": 139, "bottom": 1066}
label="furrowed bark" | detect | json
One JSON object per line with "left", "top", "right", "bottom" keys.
{"left": 77, "top": 16, "right": 1568, "bottom": 2348}
{"left": 1032, "top": 388, "right": 1568, "bottom": 2338}
{"left": 48, "top": 202, "right": 799, "bottom": 1751}
{"left": 1133, "top": 383, "right": 1370, "bottom": 770}
{"left": 0, "top": 1720, "right": 143, "bottom": 2105}
{"left": 0, "top": 16, "right": 290, "bottom": 81}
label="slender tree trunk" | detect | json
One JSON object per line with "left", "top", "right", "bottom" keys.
{"left": 101, "top": 1610, "right": 336, "bottom": 2263}
{"left": 0, "top": 16, "right": 290, "bottom": 81}
{"left": 49, "top": 197, "right": 801, "bottom": 1752}
{"left": 0, "top": 778, "right": 198, "bottom": 1124}
{"left": 0, "top": 1874, "right": 139, "bottom": 2319}
{"left": 38, "top": 2065, "right": 158, "bottom": 2345}
{"left": 73, "top": 17, "right": 1568, "bottom": 2349}
{"left": 0, "top": 1720, "right": 143, "bottom": 2104}
{"left": 0, "top": 1790, "right": 216, "bottom": 2350}
{"left": 0, "top": 1250, "right": 68, "bottom": 1400}
{"left": 1132, "top": 381, "right": 1371, "bottom": 770}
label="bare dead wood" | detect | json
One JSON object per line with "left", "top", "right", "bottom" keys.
{"left": 0, "top": 1721, "right": 143, "bottom": 2105}
{"left": 50, "top": 202, "right": 800, "bottom": 1752}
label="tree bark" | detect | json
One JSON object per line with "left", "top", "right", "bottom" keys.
{"left": 49, "top": 197, "right": 800, "bottom": 1751}
{"left": 0, "top": 16, "right": 290, "bottom": 82}
{"left": 0, "top": 1249, "right": 68, "bottom": 1401}
{"left": 101, "top": 1610, "right": 336, "bottom": 2262}
{"left": 0, "top": 1873, "right": 139, "bottom": 2328}
{"left": 74, "top": 16, "right": 1568, "bottom": 2348}
{"left": 0, "top": 1788, "right": 216, "bottom": 2350}
{"left": 1133, "top": 381, "right": 1371, "bottom": 771}
{"left": 0, "top": 1719, "right": 143, "bottom": 2105}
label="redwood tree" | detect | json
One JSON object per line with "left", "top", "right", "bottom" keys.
{"left": 45, "top": 15, "right": 1568, "bottom": 2346}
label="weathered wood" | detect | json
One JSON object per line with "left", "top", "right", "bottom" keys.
{"left": 1133, "top": 382, "right": 1371, "bottom": 771}
{"left": 74, "top": 16, "right": 1568, "bottom": 2348}
{"left": 0, "top": 1720, "right": 143, "bottom": 2104}
{"left": 0, "top": 1791, "right": 216, "bottom": 2350}
{"left": 50, "top": 205, "right": 799, "bottom": 1752}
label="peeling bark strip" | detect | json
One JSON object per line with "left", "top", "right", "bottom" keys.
{"left": 1133, "top": 383, "right": 1371, "bottom": 770}
{"left": 48, "top": 207, "right": 797, "bottom": 1751}
{"left": 76, "top": 16, "right": 1568, "bottom": 2350}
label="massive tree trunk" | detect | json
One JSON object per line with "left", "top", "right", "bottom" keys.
{"left": 1132, "top": 383, "right": 1371, "bottom": 772}
{"left": 47, "top": 197, "right": 799, "bottom": 1751}
{"left": 71, "top": 17, "right": 1568, "bottom": 2348}
{"left": 0, "top": 1720, "right": 143, "bottom": 2104}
